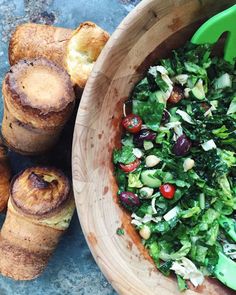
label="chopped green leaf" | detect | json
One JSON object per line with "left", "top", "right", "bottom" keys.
{"left": 177, "top": 275, "right": 188, "bottom": 292}
{"left": 133, "top": 100, "right": 165, "bottom": 131}
{"left": 128, "top": 172, "right": 143, "bottom": 188}
{"left": 116, "top": 228, "right": 125, "bottom": 236}
{"left": 113, "top": 146, "right": 136, "bottom": 164}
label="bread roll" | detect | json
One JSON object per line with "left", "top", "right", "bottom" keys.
{"left": 0, "top": 139, "right": 11, "bottom": 212}
{"left": 0, "top": 167, "right": 75, "bottom": 280}
{"left": 9, "top": 23, "right": 72, "bottom": 68}
{"left": 9, "top": 22, "right": 109, "bottom": 88}
{"left": 2, "top": 58, "right": 75, "bottom": 155}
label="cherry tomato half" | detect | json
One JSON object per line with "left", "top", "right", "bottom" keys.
{"left": 122, "top": 114, "right": 142, "bottom": 133}
{"left": 159, "top": 184, "right": 176, "bottom": 199}
{"left": 120, "top": 158, "right": 141, "bottom": 173}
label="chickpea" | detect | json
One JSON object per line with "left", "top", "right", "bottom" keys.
{"left": 139, "top": 225, "right": 151, "bottom": 240}
{"left": 145, "top": 155, "right": 161, "bottom": 167}
{"left": 183, "top": 158, "right": 195, "bottom": 172}
{"left": 139, "top": 187, "right": 154, "bottom": 199}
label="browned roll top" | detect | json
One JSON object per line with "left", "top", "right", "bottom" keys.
{"left": 0, "top": 166, "right": 74, "bottom": 280}
{"left": 1, "top": 57, "right": 76, "bottom": 155}
{"left": 4, "top": 58, "right": 75, "bottom": 129}
{"left": 11, "top": 167, "right": 71, "bottom": 217}
{"left": 9, "top": 23, "right": 72, "bottom": 67}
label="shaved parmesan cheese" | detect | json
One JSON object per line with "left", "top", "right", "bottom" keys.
{"left": 149, "top": 66, "right": 173, "bottom": 101}
{"left": 165, "top": 121, "right": 182, "bottom": 130}
{"left": 131, "top": 213, "right": 142, "bottom": 220}
{"left": 133, "top": 148, "right": 143, "bottom": 158}
{"left": 131, "top": 213, "right": 161, "bottom": 227}
{"left": 227, "top": 96, "right": 236, "bottom": 115}
{"left": 201, "top": 140, "right": 217, "bottom": 151}
{"left": 151, "top": 196, "right": 157, "bottom": 214}
{"left": 156, "top": 66, "right": 173, "bottom": 86}
{"left": 141, "top": 215, "right": 153, "bottom": 223}
{"left": 203, "top": 107, "right": 213, "bottom": 117}
{"left": 184, "top": 87, "right": 191, "bottom": 98}
{"left": 142, "top": 214, "right": 161, "bottom": 224}
{"left": 131, "top": 219, "right": 142, "bottom": 226}
{"left": 164, "top": 120, "right": 183, "bottom": 141}
{"left": 192, "top": 79, "right": 205, "bottom": 100}
{"left": 210, "top": 100, "right": 218, "bottom": 108}
{"left": 163, "top": 206, "right": 180, "bottom": 221}
{"left": 173, "top": 133, "right": 178, "bottom": 142}
{"left": 151, "top": 216, "right": 162, "bottom": 223}
{"left": 155, "top": 66, "right": 173, "bottom": 101}
{"left": 175, "top": 74, "right": 188, "bottom": 86}
{"left": 148, "top": 66, "right": 157, "bottom": 76}
{"left": 176, "top": 109, "right": 194, "bottom": 124}
{"left": 174, "top": 124, "right": 183, "bottom": 138}
{"left": 214, "top": 73, "right": 232, "bottom": 89}
{"left": 155, "top": 65, "right": 168, "bottom": 75}
{"left": 204, "top": 103, "right": 217, "bottom": 117}
{"left": 209, "top": 102, "right": 217, "bottom": 110}
{"left": 170, "top": 257, "right": 204, "bottom": 287}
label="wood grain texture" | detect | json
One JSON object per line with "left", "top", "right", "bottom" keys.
{"left": 72, "top": 0, "right": 236, "bottom": 294}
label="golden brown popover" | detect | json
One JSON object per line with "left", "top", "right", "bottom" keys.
{"left": 1, "top": 58, "right": 75, "bottom": 155}
{"left": 0, "top": 166, "right": 75, "bottom": 280}
{"left": 0, "top": 139, "right": 11, "bottom": 212}
{"left": 9, "top": 23, "right": 72, "bottom": 68}
{"left": 9, "top": 22, "right": 110, "bottom": 89}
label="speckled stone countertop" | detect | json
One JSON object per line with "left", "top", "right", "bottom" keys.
{"left": 0, "top": 0, "right": 140, "bottom": 294}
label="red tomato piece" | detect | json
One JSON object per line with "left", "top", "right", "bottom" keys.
{"left": 120, "top": 158, "right": 141, "bottom": 173}
{"left": 159, "top": 184, "right": 176, "bottom": 199}
{"left": 122, "top": 114, "right": 142, "bottom": 133}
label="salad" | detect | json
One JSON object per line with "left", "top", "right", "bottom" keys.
{"left": 113, "top": 43, "right": 236, "bottom": 291}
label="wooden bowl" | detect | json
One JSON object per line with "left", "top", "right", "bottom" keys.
{"left": 72, "top": 1, "right": 235, "bottom": 294}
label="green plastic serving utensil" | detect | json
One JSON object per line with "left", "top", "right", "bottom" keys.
{"left": 191, "top": 6, "right": 236, "bottom": 289}
{"left": 214, "top": 216, "right": 236, "bottom": 290}
{"left": 214, "top": 252, "right": 236, "bottom": 291}
{"left": 219, "top": 216, "right": 236, "bottom": 242}
{"left": 191, "top": 4, "right": 236, "bottom": 64}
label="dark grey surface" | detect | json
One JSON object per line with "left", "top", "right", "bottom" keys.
{"left": 0, "top": 0, "right": 140, "bottom": 294}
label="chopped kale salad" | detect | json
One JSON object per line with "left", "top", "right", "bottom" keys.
{"left": 113, "top": 43, "right": 236, "bottom": 291}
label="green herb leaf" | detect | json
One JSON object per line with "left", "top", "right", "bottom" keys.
{"left": 116, "top": 228, "right": 125, "bottom": 236}
{"left": 133, "top": 100, "right": 165, "bottom": 131}
{"left": 113, "top": 146, "right": 136, "bottom": 164}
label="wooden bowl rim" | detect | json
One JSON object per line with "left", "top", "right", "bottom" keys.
{"left": 72, "top": 0, "right": 235, "bottom": 294}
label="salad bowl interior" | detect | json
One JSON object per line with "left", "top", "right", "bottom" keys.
{"left": 72, "top": 0, "right": 235, "bottom": 294}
